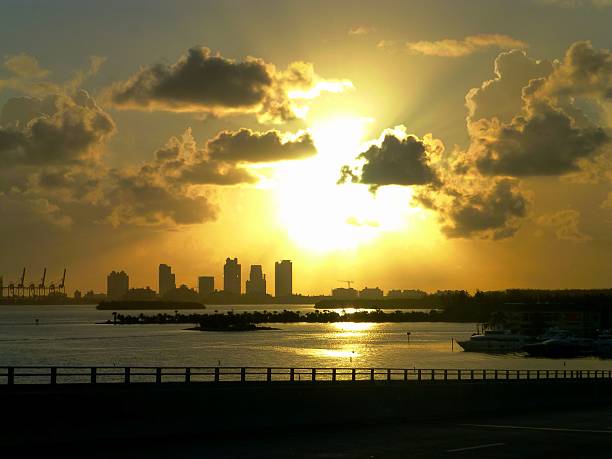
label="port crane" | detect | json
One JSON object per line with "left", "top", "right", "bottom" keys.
{"left": 338, "top": 280, "right": 354, "bottom": 289}
{"left": 38, "top": 268, "right": 47, "bottom": 296}
{"left": 48, "top": 268, "right": 67, "bottom": 295}
{"left": 16, "top": 268, "right": 26, "bottom": 297}
{"left": 1, "top": 267, "right": 66, "bottom": 298}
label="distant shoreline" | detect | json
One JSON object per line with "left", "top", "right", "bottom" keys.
{"left": 97, "top": 300, "right": 205, "bottom": 310}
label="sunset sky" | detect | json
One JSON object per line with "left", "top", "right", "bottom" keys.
{"left": 1, "top": 0, "right": 612, "bottom": 295}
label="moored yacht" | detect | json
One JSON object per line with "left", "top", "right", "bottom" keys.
{"left": 456, "top": 329, "right": 529, "bottom": 353}
{"left": 523, "top": 334, "right": 593, "bottom": 358}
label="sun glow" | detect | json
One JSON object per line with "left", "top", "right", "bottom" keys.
{"left": 273, "top": 117, "right": 419, "bottom": 251}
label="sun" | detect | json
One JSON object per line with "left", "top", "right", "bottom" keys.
{"left": 271, "top": 116, "right": 417, "bottom": 252}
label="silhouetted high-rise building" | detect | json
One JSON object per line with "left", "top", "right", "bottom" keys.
{"left": 275, "top": 260, "right": 292, "bottom": 298}
{"left": 223, "top": 258, "right": 241, "bottom": 295}
{"left": 246, "top": 265, "right": 266, "bottom": 295}
{"left": 158, "top": 264, "right": 176, "bottom": 296}
{"left": 359, "top": 286, "right": 384, "bottom": 299}
{"left": 107, "top": 270, "right": 129, "bottom": 300}
{"left": 198, "top": 276, "right": 214, "bottom": 297}
{"left": 331, "top": 287, "right": 358, "bottom": 299}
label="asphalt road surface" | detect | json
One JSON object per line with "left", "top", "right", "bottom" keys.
{"left": 36, "top": 406, "right": 612, "bottom": 458}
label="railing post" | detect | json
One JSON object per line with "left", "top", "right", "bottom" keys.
{"left": 527, "top": 370, "right": 531, "bottom": 380}
{"left": 91, "top": 367, "right": 97, "bottom": 384}
{"left": 214, "top": 367, "right": 220, "bottom": 383}
{"left": 242, "top": 367, "right": 247, "bottom": 382}
{"left": 7, "top": 367, "right": 14, "bottom": 385}
{"left": 417, "top": 369, "right": 421, "bottom": 381}
{"left": 537, "top": 370, "right": 540, "bottom": 380}
{"left": 50, "top": 367, "right": 57, "bottom": 385}
{"left": 124, "top": 367, "right": 130, "bottom": 384}
{"left": 431, "top": 369, "right": 435, "bottom": 381}
{"left": 371, "top": 369, "right": 375, "bottom": 382}
{"left": 387, "top": 369, "right": 391, "bottom": 381}
{"left": 494, "top": 370, "right": 498, "bottom": 380}
{"left": 332, "top": 368, "right": 337, "bottom": 382}
{"left": 156, "top": 367, "right": 162, "bottom": 383}
{"left": 404, "top": 369, "right": 408, "bottom": 381}
{"left": 289, "top": 368, "right": 294, "bottom": 382}
{"left": 546, "top": 370, "right": 549, "bottom": 379}
{"left": 185, "top": 367, "right": 191, "bottom": 383}
{"left": 506, "top": 370, "right": 509, "bottom": 380}
{"left": 312, "top": 368, "right": 316, "bottom": 382}
{"left": 483, "top": 370, "right": 486, "bottom": 381}
{"left": 267, "top": 368, "right": 272, "bottom": 382}
{"left": 444, "top": 369, "right": 448, "bottom": 381}
{"left": 458, "top": 369, "right": 462, "bottom": 381}
{"left": 352, "top": 368, "right": 356, "bottom": 381}
{"left": 470, "top": 369, "right": 474, "bottom": 380}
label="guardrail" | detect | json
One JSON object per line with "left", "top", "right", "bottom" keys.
{"left": 1, "top": 366, "right": 612, "bottom": 385}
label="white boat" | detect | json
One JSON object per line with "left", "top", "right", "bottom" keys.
{"left": 456, "top": 329, "right": 529, "bottom": 353}
{"left": 594, "top": 330, "right": 612, "bottom": 357}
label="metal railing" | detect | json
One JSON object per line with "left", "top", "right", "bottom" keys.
{"left": 1, "top": 366, "right": 612, "bottom": 385}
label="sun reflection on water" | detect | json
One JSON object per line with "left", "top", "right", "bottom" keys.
{"left": 332, "top": 322, "right": 376, "bottom": 333}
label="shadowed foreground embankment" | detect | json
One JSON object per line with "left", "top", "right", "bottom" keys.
{"left": 2, "top": 379, "right": 612, "bottom": 448}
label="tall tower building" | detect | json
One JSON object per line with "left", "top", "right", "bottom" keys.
{"left": 246, "top": 265, "right": 266, "bottom": 295}
{"left": 275, "top": 260, "right": 292, "bottom": 298}
{"left": 198, "top": 276, "right": 214, "bottom": 297}
{"left": 158, "top": 264, "right": 176, "bottom": 296}
{"left": 223, "top": 258, "right": 241, "bottom": 295}
{"left": 107, "top": 270, "right": 129, "bottom": 300}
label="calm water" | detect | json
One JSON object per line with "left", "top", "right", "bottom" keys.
{"left": 1, "top": 304, "right": 612, "bottom": 370}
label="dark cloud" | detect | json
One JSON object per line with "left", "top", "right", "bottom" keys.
{"left": 416, "top": 178, "right": 528, "bottom": 239}
{"left": 339, "top": 132, "right": 442, "bottom": 188}
{"left": 0, "top": 91, "right": 115, "bottom": 166}
{"left": 148, "top": 128, "right": 258, "bottom": 186}
{"left": 207, "top": 128, "right": 315, "bottom": 163}
{"left": 110, "top": 47, "right": 272, "bottom": 111}
{"left": 108, "top": 47, "right": 351, "bottom": 123}
{"left": 463, "top": 42, "right": 611, "bottom": 178}
{"left": 104, "top": 172, "right": 219, "bottom": 227}
{"left": 470, "top": 102, "right": 609, "bottom": 176}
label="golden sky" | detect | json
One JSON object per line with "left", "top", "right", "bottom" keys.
{"left": 1, "top": 0, "right": 612, "bottom": 294}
